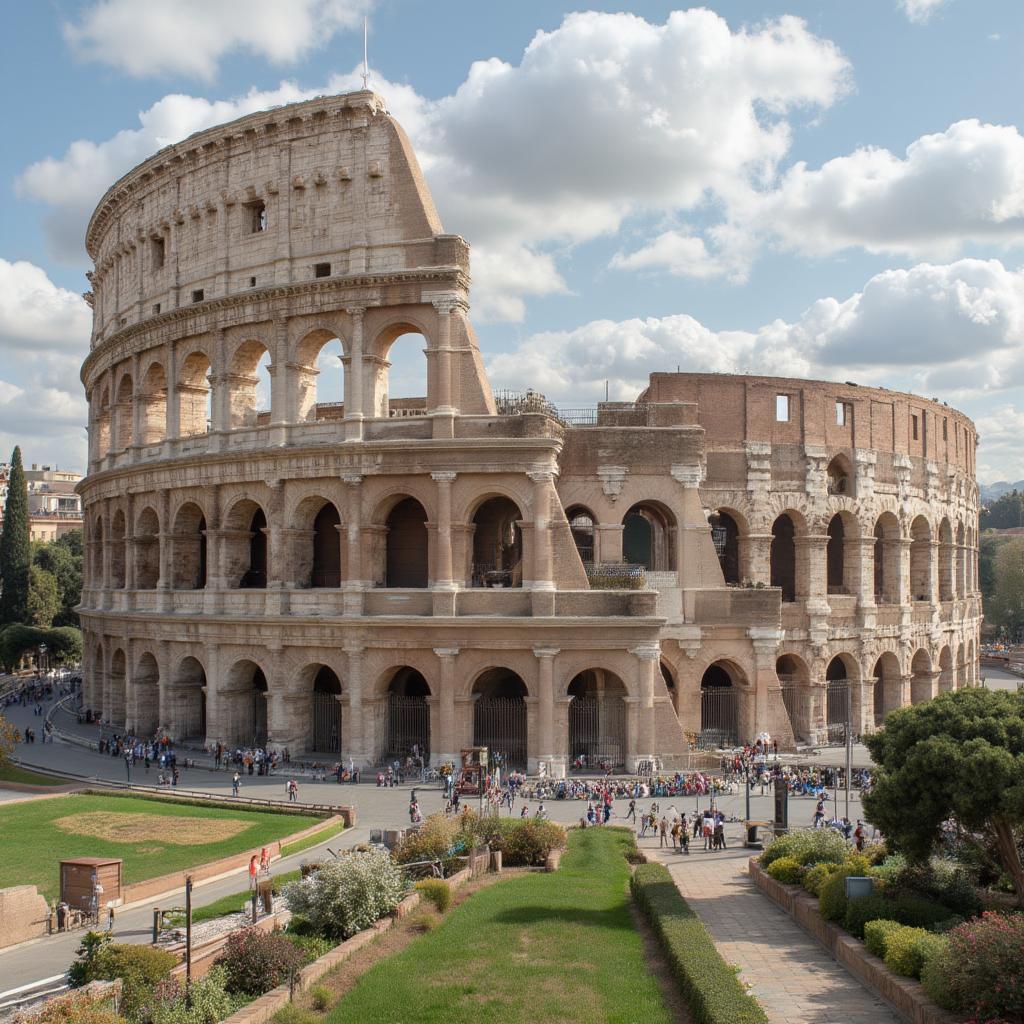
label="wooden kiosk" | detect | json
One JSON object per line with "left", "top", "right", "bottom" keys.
{"left": 60, "top": 857, "right": 123, "bottom": 914}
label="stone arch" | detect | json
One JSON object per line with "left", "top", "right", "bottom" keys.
{"left": 709, "top": 508, "right": 746, "bottom": 585}
{"left": 770, "top": 512, "right": 800, "bottom": 602}
{"left": 91, "top": 513, "right": 105, "bottom": 587}
{"left": 471, "top": 496, "right": 524, "bottom": 588}
{"left": 825, "top": 654, "right": 856, "bottom": 741}
{"left": 167, "top": 655, "right": 207, "bottom": 741}
{"left": 382, "top": 496, "right": 429, "bottom": 588}
{"left": 94, "top": 385, "right": 111, "bottom": 457}
{"left": 826, "top": 454, "right": 852, "bottom": 496}
{"left": 294, "top": 328, "right": 346, "bottom": 422}
{"left": 109, "top": 509, "right": 127, "bottom": 589}
{"left": 291, "top": 496, "right": 342, "bottom": 588}
{"left": 139, "top": 361, "right": 167, "bottom": 445}
{"left": 565, "top": 505, "right": 595, "bottom": 565}
{"left": 227, "top": 339, "right": 271, "bottom": 428}
{"left": 623, "top": 500, "right": 677, "bottom": 571}
{"left": 872, "top": 651, "right": 903, "bottom": 727}
{"left": 112, "top": 372, "right": 134, "bottom": 452}
{"left": 133, "top": 650, "right": 160, "bottom": 734}
{"left": 873, "top": 511, "right": 901, "bottom": 604}
{"left": 178, "top": 350, "right": 212, "bottom": 436}
{"left": 222, "top": 658, "right": 269, "bottom": 746}
{"left": 108, "top": 647, "right": 127, "bottom": 726}
{"left": 567, "top": 669, "right": 628, "bottom": 768}
{"left": 223, "top": 498, "right": 267, "bottom": 589}
{"left": 955, "top": 521, "right": 966, "bottom": 598}
{"left": 379, "top": 666, "right": 431, "bottom": 763}
{"left": 938, "top": 517, "right": 955, "bottom": 602}
{"left": 777, "top": 653, "right": 812, "bottom": 743}
{"left": 938, "top": 645, "right": 954, "bottom": 692}
{"left": 910, "top": 648, "right": 933, "bottom": 704}
{"left": 909, "top": 515, "right": 932, "bottom": 602}
{"left": 171, "top": 501, "right": 207, "bottom": 590}
{"left": 471, "top": 667, "right": 529, "bottom": 770}
{"left": 135, "top": 505, "right": 160, "bottom": 589}
{"left": 700, "top": 660, "right": 743, "bottom": 746}
{"left": 367, "top": 320, "right": 431, "bottom": 418}
{"left": 304, "top": 664, "right": 343, "bottom": 754}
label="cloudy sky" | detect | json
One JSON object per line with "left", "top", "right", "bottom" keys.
{"left": 4, "top": 0, "right": 1024, "bottom": 482}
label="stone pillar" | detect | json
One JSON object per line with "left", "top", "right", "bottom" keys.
{"left": 124, "top": 495, "right": 137, "bottom": 593}
{"left": 861, "top": 676, "right": 878, "bottom": 734}
{"left": 898, "top": 537, "right": 912, "bottom": 606}
{"left": 156, "top": 489, "right": 172, "bottom": 612}
{"left": 345, "top": 307, "right": 365, "bottom": 441}
{"left": 268, "top": 318, "right": 289, "bottom": 446}
{"left": 129, "top": 352, "right": 141, "bottom": 459}
{"left": 533, "top": 648, "right": 560, "bottom": 777}
{"left": 434, "top": 648, "right": 459, "bottom": 766}
{"left": 343, "top": 474, "right": 364, "bottom": 615}
{"left": 594, "top": 523, "right": 623, "bottom": 564}
{"left": 264, "top": 481, "right": 289, "bottom": 616}
{"left": 856, "top": 537, "right": 876, "bottom": 610}
{"left": 430, "top": 296, "right": 457, "bottom": 439}
{"left": 203, "top": 484, "right": 223, "bottom": 613}
{"left": 431, "top": 472, "right": 457, "bottom": 589}
{"left": 798, "top": 532, "right": 830, "bottom": 611}
{"left": 631, "top": 644, "right": 660, "bottom": 769}
{"left": 749, "top": 629, "right": 787, "bottom": 746}
{"left": 345, "top": 644, "right": 366, "bottom": 765}
{"left": 927, "top": 540, "right": 940, "bottom": 605}
{"left": 746, "top": 532, "right": 773, "bottom": 585}
{"left": 529, "top": 470, "right": 555, "bottom": 591}
{"left": 164, "top": 339, "right": 179, "bottom": 444}
{"left": 101, "top": 498, "right": 113, "bottom": 608}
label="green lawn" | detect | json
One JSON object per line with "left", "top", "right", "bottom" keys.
{"left": 0, "top": 763, "right": 70, "bottom": 786}
{"left": 326, "top": 828, "right": 673, "bottom": 1024}
{"left": 0, "top": 794, "right": 321, "bottom": 901}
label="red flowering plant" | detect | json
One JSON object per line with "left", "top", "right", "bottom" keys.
{"left": 944, "top": 912, "right": 1024, "bottom": 1023}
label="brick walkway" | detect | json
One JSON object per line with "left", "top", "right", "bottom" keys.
{"left": 644, "top": 839, "right": 902, "bottom": 1024}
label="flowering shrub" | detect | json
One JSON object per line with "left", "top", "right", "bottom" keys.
{"left": 146, "top": 967, "right": 246, "bottom": 1024}
{"left": 765, "top": 857, "right": 803, "bottom": 884}
{"left": 488, "top": 818, "right": 566, "bottom": 867}
{"left": 760, "top": 829, "right": 848, "bottom": 868}
{"left": 13, "top": 991, "right": 125, "bottom": 1024}
{"left": 283, "top": 848, "right": 404, "bottom": 940}
{"left": 941, "top": 912, "right": 1024, "bottom": 1022}
{"left": 393, "top": 813, "right": 463, "bottom": 867}
{"left": 214, "top": 927, "right": 305, "bottom": 996}
{"left": 802, "top": 862, "right": 835, "bottom": 897}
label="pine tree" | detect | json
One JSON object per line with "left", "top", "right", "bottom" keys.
{"left": 0, "top": 447, "right": 31, "bottom": 624}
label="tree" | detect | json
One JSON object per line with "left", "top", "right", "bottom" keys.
{"left": 980, "top": 490, "right": 1024, "bottom": 530}
{"left": 27, "top": 565, "right": 60, "bottom": 628}
{"left": 0, "top": 447, "right": 30, "bottom": 624}
{"left": 0, "top": 623, "right": 82, "bottom": 671}
{"left": 863, "top": 689, "right": 1024, "bottom": 907}
{"left": 33, "top": 531, "right": 82, "bottom": 626}
{"left": 987, "top": 538, "right": 1024, "bottom": 640}
{"left": 0, "top": 712, "right": 18, "bottom": 770}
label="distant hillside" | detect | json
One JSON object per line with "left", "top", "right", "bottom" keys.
{"left": 980, "top": 480, "right": 1024, "bottom": 505}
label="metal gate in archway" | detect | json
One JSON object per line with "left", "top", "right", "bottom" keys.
{"left": 569, "top": 695, "right": 627, "bottom": 767}
{"left": 381, "top": 694, "right": 429, "bottom": 762}
{"left": 699, "top": 687, "right": 738, "bottom": 748}
{"left": 826, "top": 679, "right": 851, "bottom": 745}
{"left": 251, "top": 693, "right": 267, "bottom": 747}
{"left": 473, "top": 696, "right": 526, "bottom": 770}
{"left": 176, "top": 689, "right": 206, "bottom": 741}
{"left": 312, "top": 691, "right": 341, "bottom": 753}
{"left": 779, "top": 677, "right": 811, "bottom": 743}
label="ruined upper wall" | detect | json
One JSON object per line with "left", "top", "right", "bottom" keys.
{"left": 85, "top": 91, "right": 461, "bottom": 347}
{"left": 640, "top": 372, "right": 977, "bottom": 479}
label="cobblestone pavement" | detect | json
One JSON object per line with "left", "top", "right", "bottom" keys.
{"left": 642, "top": 838, "right": 902, "bottom": 1024}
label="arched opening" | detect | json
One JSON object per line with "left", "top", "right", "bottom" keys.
{"left": 826, "top": 456, "right": 850, "bottom": 496}
{"left": 661, "top": 660, "right": 678, "bottom": 715}
{"left": 699, "top": 662, "right": 739, "bottom": 747}
{"left": 178, "top": 351, "right": 212, "bottom": 436}
{"left": 168, "top": 656, "right": 206, "bottom": 741}
{"left": 910, "top": 649, "right": 933, "bottom": 704}
{"left": 566, "top": 506, "right": 595, "bottom": 566}
{"left": 113, "top": 374, "right": 133, "bottom": 452}
{"left": 874, "top": 512, "right": 900, "bottom": 604}
{"left": 228, "top": 340, "right": 271, "bottom": 429}
{"left": 171, "top": 502, "right": 207, "bottom": 589}
{"left": 91, "top": 515, "right": 104, "bottom": 587}
{"left": 472, "top": 668, "right": 527, "bottom": 770}
{"left": 777, "top": 654, "right": 811, "bottom": 743}
{"left": 295, "top": 331, "right": 345, "bottom": 421}
{"left": 938, "top": 646, "right": 954, "bottom": 692}
{"left": 222, "top": 501, "right": 267, "bottom": 589}
{"left": 224, "top": 660, "right": 268, "bottom": 746}
{"left": 567, "top": 670, "right": 628, "bottom": 769}
{"left": 623, "top": 501, "right": 676, "bottom": 571}
{"left": 94, "top": 387, "right": 111, "bottom": 457}
{"left": 826, "top": 514, "right": 845, "bottom": 593}
{"left": 910, "top": 516, "right": 932, "bottom": 602}
{"left": 371, "top": 328, "right": 429, "bottom": 418}
{"left": 310, "top": 666, "right": 342, "bottom": 754}
{"left": 381, "top": 667, "right": 431, "bottom": 764}
{"left": 938, "top": 518, "right": 954, "bottom": 602}
{"left": 385, "top": 497, "right": 429, "bottom": 587}
{"left": 709, "top": 510, "right": 741, "bottom": 584}
{"left": 825, "top": 656, "right": 852, "bottom": 743}
{"left": 140, "top": 362, "right": 167, "bottom": 445}
{"left": 311, "top": 503, "right": 342, "bottom": 587}
{"left": 109, "top": 510, "right": 126, "bottom": 589}
{"left": 108, "top": 648, "right": 127, "bottom": 726}
{"left": 135, "top": 507, "right": 160, "bottom": 589}
{"left": 471, "top": 497, "right": 523, "bottom": 587}
{"left": 872, "top": 652, "right": 902, "bottom": 727}
{"left": 955, "top": 522, "right": 966, "bottom": 598}
{"left": 770, "top": 514, "right": 797, "bottom": 602}
{"left": 134, "top": 652, "right": 160, "bottom": 734}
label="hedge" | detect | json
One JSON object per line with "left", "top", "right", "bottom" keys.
{"left": 631, "top": 863, "right": 768, "bottom": 1024}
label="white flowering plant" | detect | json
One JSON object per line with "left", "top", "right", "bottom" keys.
{"left": 282, "top": 849, "right": 405, "bottom": 939}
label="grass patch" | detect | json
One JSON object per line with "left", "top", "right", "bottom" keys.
{"left": 188, "top": 869, "right": 301, "bottom": 924}
{"left": 0, "top": 794, "right": 320, "bottom": 900}
{"left": 325, "top": 827, "right": 673, "bottom": 1024}
{"left": 280, "top": 820, "right": 346, "bottom": 858}
{"left": 0, "top": 763, "right": 69, "bottom": 786}
{"left": 632, "top": 862, "right": 768, "bottom": 1024}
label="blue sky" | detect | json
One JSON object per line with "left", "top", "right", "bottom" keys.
{"left": 3, "top": 1, "right": 1024, "bottom": 481}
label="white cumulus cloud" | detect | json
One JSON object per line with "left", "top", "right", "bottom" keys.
{"left": 899, "top": 0, "right": 950, "bottom": 24}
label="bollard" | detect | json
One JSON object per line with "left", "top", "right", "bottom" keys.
{"left": 490, "top": 849, "right": 502, "bottom": 874}
{"left": 153, "top": 908, "right": 160, "bottom": 942}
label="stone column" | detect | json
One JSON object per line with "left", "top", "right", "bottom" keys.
{"left": 264, "top": 481, "right": 289, "bottom": 616}
{"left": 529, "top": 470, "right": 555, "bottom": 590}
{"left": 156, "top": 489, "right": 172, "bottom": 612}
{"left": 343, "top": 474, "right": 364, "bottom": 615}
{"left": 631, "top": 644, "right": 660, "bottom": 769}
{"left": 927, "top": 540, "right": 941, "bottom": 606}
{"left": 434, "top": 648, "right": 459, "bottom": 766}
{"left": 798, "top": 532, "right": 830, "bottom": 611}
{"left": 861, "top": 676, "right": 878, "bottom": 734}
{"left": 129, "top": 352, "right": 141, "bottom": 459}
{"left": 533, "top": 648, "right": 560, "bottom": 776}
{"left": 345, "top": 644, "right": 366, "bottom": 765}
{"left": 164, "top": 340, "right": 179, "bottom": 445}
{"left": 101, "top": 498, "right": 113, "bottom": 608}
{"left": 594, "top": 523, "right": 623, "bottom": 564}
{"left": 431, "top": 472, "right": 457, "bottom": 589}
{"left": 203, "top": 484, "right": 223, "bottom": 613}
{"left": 897, "top": 536, "right": 912, "bottom": 607}
{"left": 430, "top": 296, "right": 457, "bottom": 439}
{"left": 746, "top": 532, "right": 773, "bottom": 585}
{"left": 749, "top": 628, "right": 786, "bottom": 745}
{"left": 345, "top": 307, "right": 365, "bottom": 441}
{"left": 125, "top": 494, "right": 137, "bottom": 593}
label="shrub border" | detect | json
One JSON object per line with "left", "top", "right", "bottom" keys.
{"left": 748, "top": 859, "right": 961, "bottom": 1024}
{"left": 631, "top": 862, "right": 768, "bottom": 1024}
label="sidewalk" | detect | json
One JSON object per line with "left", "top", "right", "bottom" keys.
{"left": 643, "top": 839, "right": 902, "bottom": 1024}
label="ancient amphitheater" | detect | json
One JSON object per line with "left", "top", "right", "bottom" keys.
{"left": 77, "top": 90, "right": 982, "bottom": 773}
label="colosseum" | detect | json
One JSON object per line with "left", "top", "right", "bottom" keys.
{"left": 77, "top": 89, "right": 982, "bottom": 774}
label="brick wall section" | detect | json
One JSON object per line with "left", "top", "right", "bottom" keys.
{"left": 0, "top": 885, "right": 50, "bottom": 949}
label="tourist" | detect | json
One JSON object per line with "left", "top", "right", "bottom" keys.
{"left": 659, "top": 816, "right": 668, "bottom": 848}
{"left": 626, "top": 798, "right": 636, "bottom": 823}
{"left": 248, "top": 856, "right": 258, "bottom": 890}
{"left": 232, "top": 771, "right": 241, "bottom": 797}
{"left": 854, "top": 820, "right": 865, "bottom": 853}
{"left": 813, "top": 798, "right": 826, "bottom": 829}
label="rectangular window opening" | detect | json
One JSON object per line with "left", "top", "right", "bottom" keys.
{"left": 152, "top": 303, "right": 161, "bottom": 315}
{"left": 247, "top": 200, "right": 267, "bottom": 233}
{"left": 249, "top": 276, "right": 257, "bottom": 288}
{"left": 943, "top": 417, "right": 948, "bottom": 441}
{"left": 775, "top": 394, "right": 790, "bottom": 422}
{"left": 912, "top": 414, "right": 919, "bottom": 441}
{"left": 836, "top": 401, "right": 852, "bottom": 427}
{"left": 314, "top": 262, "right": 331, "bottom": 278}
{"left": 152, "top": 237, "right": 165, "bottom": 269}
{"left": 191, "top": 289, "right": 204, "bottom": 303}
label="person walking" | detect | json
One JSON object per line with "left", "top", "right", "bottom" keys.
{"left": 232, "top": 771, "right": 241, "bottom": 797}
{"left": 659, "top": 816, "right": 668, "bottom": 848}
{"left": 813, "top": 797, "right": 825, "bottom": 829}
{"left": 626, "top": 798, "right": 636, "bottom": 823}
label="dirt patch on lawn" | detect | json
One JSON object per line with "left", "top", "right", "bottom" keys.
{"left": 53, "top": 812, "right": 251, "bottom": 846}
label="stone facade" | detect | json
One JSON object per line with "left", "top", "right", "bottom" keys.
{"left": 77, "top": 90, "right": 981, "bottom": 774}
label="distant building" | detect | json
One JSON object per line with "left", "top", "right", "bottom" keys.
{"left": 0, "top": 462, "right": 83, "bottom": 542}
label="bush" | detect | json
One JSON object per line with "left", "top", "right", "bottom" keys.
{"left": 283, "top": 848, "right": 404, "bottom": 940}
{"left": 802, "top": 863, "right": 835, "bottom": 897}
{"left": 870, "top": 853, "right": 906, "bottom": 885}
{"left": 864, "top": 918, "right": 903, "bottom": 959}
{"left": 882, "top": 925, "right": 931, "bottom": 977}
{"left": 817, "top": 858, "right": 870, "bottom": 923}
{"left": 919, "top": 943, "right": 958, "bottom": 1011}
{"left": 13, "top": 992, "right": 126, "bottom": 1024}
{"left": 843, "top": 895, "right": 898, "bottom": 939}
{"left": 146, "top": 968, "right": 246, "bottom": 1024}
{"left": 393, "top": 813, "right": 462, "bottom": 866}
{"left": 765, "top": 856, "right": 802, "bottom": 884}
{"left": 632, "top": 863, "right": 768, "bottom": 1024}
{"left": 407, "top": 906, "right": 442, "bottom": 932}
{"left": 286, "top": 931, "right": 334, "bottom": 963}
{"left": 308, "top": 985, "right": 333, "bottom": 1012}
{"left": 492, "top": 818, "right": 567, "bottom": 867}
{"left": 415, "top": 878, "right": 452, "bottom": 913}
{"left": 67, "top": 934, "right": 176, "bottom": 1019}
{"left": 891, "top": 895, "right": 953, "bottom": 930}
{"left": 760, "top": 829, "right": 848, "bottom": 869}
{"left": 214, "top": 927, "right": 305, "bottom": 997}
{"left": 942, "top": 912, "right": 1024, "bottom": 1022}
{"left": 271, "top": 1006, "right": 319, "bottom": 1024}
